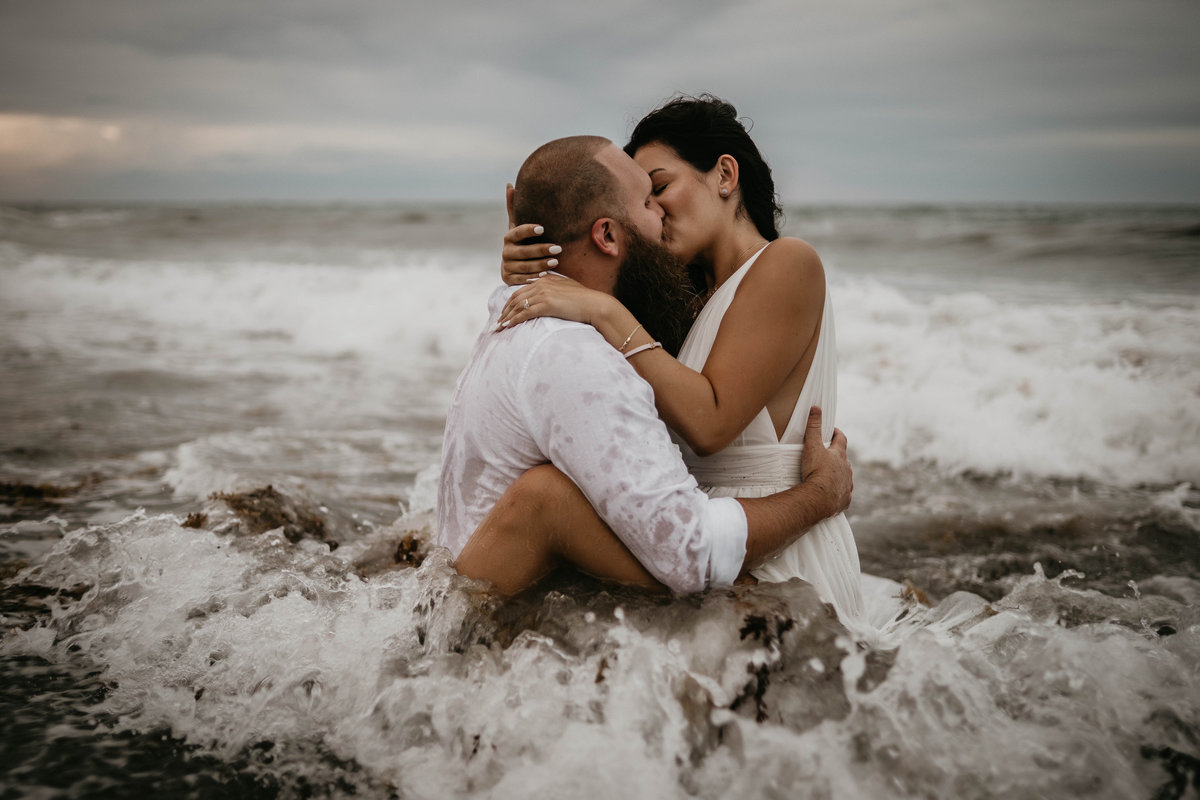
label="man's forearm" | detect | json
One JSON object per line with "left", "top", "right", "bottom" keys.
{"left": 736, "top": 479, "right": 840, "bottom": 571}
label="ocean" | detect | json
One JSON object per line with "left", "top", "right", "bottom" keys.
{"left": 1, "top": 202, "right": 1198, "bottom": 798}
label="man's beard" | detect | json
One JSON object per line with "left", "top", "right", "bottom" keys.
{"left": 613, "top": 227, "right": 703, "bottom": 357}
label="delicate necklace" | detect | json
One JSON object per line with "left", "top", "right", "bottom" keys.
{"left": 733, "top": 239, "right": 767, "bottom": 265}
{"left": 711, "top": 240, "right": 768, "bottom": 293}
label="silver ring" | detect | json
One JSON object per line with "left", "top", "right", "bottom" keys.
{"left": 523, "top": 299, "right": 530, "bottom": 310}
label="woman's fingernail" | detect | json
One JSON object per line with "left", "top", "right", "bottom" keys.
{"left": 548, "top": 245, "right": 562, "bottom": 255}
{"left": 545, "top": 259, "right": 557, "bottom": 268}
{"left": 533, "top": 225, "right": 544, "bottom": 235}
{"left": 525, "top": 277, "right": 539, "bottom": 283}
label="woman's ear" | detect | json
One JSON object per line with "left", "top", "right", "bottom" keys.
{"left": 590, "top": 217, "right": 620, "bottom": 257}
{"left": 716, "top": 154, "right": 740, "bottom": 198}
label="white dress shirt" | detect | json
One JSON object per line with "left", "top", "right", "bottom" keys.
{"left": 436, "top": 285, "right": 748, "bottom": 594}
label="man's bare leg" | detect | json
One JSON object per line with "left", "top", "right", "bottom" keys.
{"left": 454, "top": 464, "right": 662, "bottom": 595}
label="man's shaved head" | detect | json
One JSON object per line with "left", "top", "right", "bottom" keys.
{"left": 512, "top": 136, "right": 623, "bottom": 244}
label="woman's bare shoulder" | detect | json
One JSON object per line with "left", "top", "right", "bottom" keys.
{"left": 744, "top": 237, "right": 826, "bottom": 298}
{"left": 760, "top": 236, "right": 823, "bottom": 267}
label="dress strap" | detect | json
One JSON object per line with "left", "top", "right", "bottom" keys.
{"left": 676, "top": 244, "right": 771, "bottom": 371}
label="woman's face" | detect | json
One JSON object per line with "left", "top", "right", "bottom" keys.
{"left": 632, "top": 142, "right": 724, "bottom": 265}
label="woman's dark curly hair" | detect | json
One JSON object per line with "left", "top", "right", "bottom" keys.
{"left": 625, "top": 94, "right": 782, "bottom": 241}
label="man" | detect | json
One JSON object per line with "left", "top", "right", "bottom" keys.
{"left": 436, "top": 136, "right": 852, "bottom": 595}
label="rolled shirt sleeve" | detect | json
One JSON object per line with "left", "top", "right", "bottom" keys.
{"left": 517, "top": 326, "right": 747, "bottom": 593}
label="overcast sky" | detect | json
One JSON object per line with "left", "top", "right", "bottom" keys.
{"left": 2, "top": 0, "right": 1198, "bottom": 204}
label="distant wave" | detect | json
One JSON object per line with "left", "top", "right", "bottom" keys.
{"left": 3, "top": 201, "right": 1198, "bottom": 488}
{"left": 835, "top": 278, "right": 1200, "bottom": 485}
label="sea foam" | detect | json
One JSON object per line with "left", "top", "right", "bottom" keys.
{"left": 834, "top": 278, "right": 1200, "bottom": 485}
{"left": 3, "top": 247, "right": 1196, "bottom": 487}
{"left": 5, "top": 510, "right": 1197, "bottom": 798}
{"left": 0, "top": 251, "right": 494, "bottom": 368}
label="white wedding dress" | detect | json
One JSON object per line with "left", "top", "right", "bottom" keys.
{"left": 674, "top": 245, "right": 868, "bottom": 623}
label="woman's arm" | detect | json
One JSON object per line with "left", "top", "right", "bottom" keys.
{"left": 499, "top": 238, "right": 827, "bottom": 457}
{"left": 631, "top": 239, "right": 825, "bottom": 455}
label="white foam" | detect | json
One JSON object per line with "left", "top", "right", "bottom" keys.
{"left": 833, "top": 279, "right": 1200, "bottom": 485}
{"left": 44, "top": 209, "right": 134, "bottom": 229}
{"left": 0, "top": 251, "right": 495, "bottom": 369}
{"left": 4, "top": 246, "right": 1197, "bottom": 487}
{"left": 6, "top": 513, "right": 1197, "bottom": 798}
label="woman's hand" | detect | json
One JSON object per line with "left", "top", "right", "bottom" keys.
{"left": 496, "top": 274, "right": 621, "bottom": 331}
{"left": 502, "top": 183, "right": 562, "bottom": 286}
{"left": 501, "top": 224, "right": 562, "bottom": 285}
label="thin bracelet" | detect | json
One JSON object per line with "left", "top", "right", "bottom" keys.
{"left": 617, "top": 323, "right": 644, "bottom": 352}
{"left": 624, "top": 341, "right": 662, "bottom": 359}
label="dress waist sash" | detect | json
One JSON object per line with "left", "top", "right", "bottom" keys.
{"left": 684, "top": 444, "right": 805, "bottom": 488}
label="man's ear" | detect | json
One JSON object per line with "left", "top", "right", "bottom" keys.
{"left": 589, "top": 217, "right": 621, "bottom": 257}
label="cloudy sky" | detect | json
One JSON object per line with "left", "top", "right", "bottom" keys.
{"left": 2, "top": 0, "right": 1198, "bottom": 204}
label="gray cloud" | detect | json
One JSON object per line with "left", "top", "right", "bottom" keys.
{"left": 1, "top": 0, "right": 1197, "bottom": 202}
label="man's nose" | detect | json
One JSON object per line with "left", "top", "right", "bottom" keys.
{"left": 650, "top": 199, "right": 666, "bottom": 239}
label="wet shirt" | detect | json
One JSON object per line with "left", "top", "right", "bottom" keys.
{"left": 436, "top": 284, "right": 747, "bottom": 594}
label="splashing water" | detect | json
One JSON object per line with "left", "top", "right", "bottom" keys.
{"left": 3, "top": 203, "right": 1199, "bottom": 797}
{"left": 4, "top": 498, "right": 1198, "bottom": 798}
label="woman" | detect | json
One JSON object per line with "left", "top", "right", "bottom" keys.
{"left": 464, "top": 95, "right": 864, "bottom": 621}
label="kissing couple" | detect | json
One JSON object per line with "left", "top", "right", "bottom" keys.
{"left": 438, "top": 95, "right": 869, "bottom": 625}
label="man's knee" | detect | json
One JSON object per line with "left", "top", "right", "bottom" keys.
{"left": 462, "top": 466, "right": 574, "bottom": 571}
{"left": 505, "top": 464, "right": 578, "bottom": 515}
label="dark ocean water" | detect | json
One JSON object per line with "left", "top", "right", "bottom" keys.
{"left": 1, "top": 203, "right": 1198, "bottom": 798}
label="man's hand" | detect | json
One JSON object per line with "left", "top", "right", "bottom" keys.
{"left": 735, "top": 406, "right": 854, "bottom": 574}
{"left": 799, "top": 406, "right": 852, "bottom": 516}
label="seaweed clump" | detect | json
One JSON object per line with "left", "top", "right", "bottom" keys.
{"left": 393, "top": 532, "right": 426, "bottom": 567}
{"left": 209, "top": 485, "right": 337, "bottom": 550}
{"left": 0, "top": 482, "right": 74, "bottom": 509}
